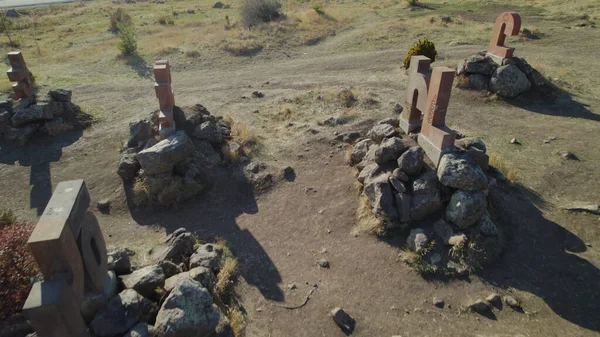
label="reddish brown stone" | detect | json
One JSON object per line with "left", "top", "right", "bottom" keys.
{"left": 153, "top": 60, "right": 176, "bottom": 138}
{"left": 487, "top": 12, "right": 521, "bottom": 59}
{"left": 6, "top": 51, "right": 34, "bottom": 98}
{"left": 401, "top": 56, "right": 431, "bottom": 133}
{"left": 418, "top": 67, "right": 457, "bottom": 166}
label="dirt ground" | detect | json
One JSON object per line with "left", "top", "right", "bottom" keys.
{"left": 1, "top": 1, "right": 600, "bottom": 336}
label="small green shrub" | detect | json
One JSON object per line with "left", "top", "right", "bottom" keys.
{"left": 403, "top": 38, "right": 437, "bottom": 69}
{"left": 109, "top": 8, "right": 132, "bottom": 33}
{"left": 117, "top": 21, "right": 137, "bottom": 55}
{"left": 313, "top": 4, "right": 325, "bottom": 16}
{"left": 241, "top": 0, "right": 282, "bottom": 27}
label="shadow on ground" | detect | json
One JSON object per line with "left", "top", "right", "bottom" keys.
{"left": 509, "top": 92, "right": 600, "bottom": 122}
{"left": 123, "top": 165, "right": 285, "bottom": 302}
{"left": 123, "top": 54, "right": 153, "bottom": 80}
{"left": 0, "top": 130, "right": 83, "bottom": 215}
{"left": 482, "top": 183, "right": 600, "bottom": 331}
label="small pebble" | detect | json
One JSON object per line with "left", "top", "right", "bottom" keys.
{"left": 317, "top": 259, "right": 330, "bottom": 268}
{"left": 433, "top": 297, "right": 444, "bottom": 308}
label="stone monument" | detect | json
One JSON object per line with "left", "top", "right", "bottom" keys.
{"left": 400, "top": 55, "right": 431, "bottom": 133}
{"left": 154, "top": 60, "right": 176, "bottom": 139}
{"left": 22, "top": 179, "right": 108, "bottom": 337}
{"left": 486, "top": 12, "right": 521, "bottom": 64}
{"left": 6, "top": 51, "right": 34, "bottom": 99}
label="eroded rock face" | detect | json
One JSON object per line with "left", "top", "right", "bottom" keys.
{"left": 489, "top": 64, "right": 531, "bottom": 98}
{"left": 363, "top": 175, "right": 397, "bottom": 219}
{"left": 407, "top": 228, "right": 429, "bottom": 253}
{"left": 107, "top": 247, "right": 134, "bottom": 275}
{"left": 120, "top": 265, "right": 165, "bottom": 299}
{"left": 446, "top": 190, "right": 486, "bottom": 229}
{"left": 137, "top": 131, "right": 195, "bottom": 175}
{"left": 164, "top": 266, "right": 216, "bottom": 292}
{"left": 193, "top": 121, "right": 223, "bottom": 143}
{"left": 374, "top": 137, "right": 410, "bottom": 164}
{"left": 437, "top": 154, "right": 488, "bottom": 191}
{"left": 90, "top": 289, "right": 158, "bottom": 337}
{"left": 147, "top": 228, "right": 196, "bottom": 265}
{"left": 189, "top": 244, "right": 224, "bottom": 271}
{"left": 123, "top": 323, "right": 154, "bottom": 337}
{"left": 154, "top": 278, "right": 221, "bottom": 337}
{"left": 411, "top": 172, "right": 443, "bottom": 220}
{"left": 350, "top": 139, "right": 374, "bottom": 165}
{"left": 128, "top": 120, "right": 151, "bottom": 148}
{"left": 11, "top": 104, "right": 52, "bottom": 127}
{"left": 366, "top": 124, "right": 397, "bottom": 143}
{"left": 117, "top": 152, "right": 140, "bottom": 181}
{"left": 397, "top": 146, "right": 424, "bottom": 176}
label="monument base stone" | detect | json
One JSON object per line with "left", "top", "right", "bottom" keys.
{"left": 417, "top": 133, "right": 456, "bottom": 166}
{"left": 398, "top": 116, "right": 421, "bottom": 134}
{"left": 485, "top": 53, "right": 505, "bottom": 66}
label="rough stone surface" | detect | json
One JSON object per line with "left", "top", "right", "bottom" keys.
{"left": 48, "top": 89, "right": 72, "bottom": 102}
{"left": 120, "top": 265, "right": 165, "bottom": 299}
{"left": 374, "top": 137, "right": 409, "bottom": 164}
{"left": 407, "top": 228, "right": 429, "bottom": 253}
{"left": 350, "top": 139, "right": 373, "bottom": 165}
{"left": 123, "top": 323, "right": 154, "bottom": 337}
{"left": 413, "top": 171, "right": 439, "bottom": 195}
{"left": 147, "top": 228, "right": 196, "bottom": 265}
{"left": 504, "top": 295, "right": 520, "bottom": 309}
{"left": 463, "top": 55, "right": 496, "bottom": 75}
{"left": 388, "top": 177, "right": 406, "bottom": 193}
{"left": 117, "top": 152, "right": 140, "bottom": 181}
{"left": 395, "top": 192, "right": 411, "bottom": 223}
{"left": 437, "top": 154, "right": 488, "bottom": 191}
{"left": 357, "top": 163, "right": 381, "bottom": 185}
{"left": 154, "top": 278, "right": 221, "bottom": 337}
{"left": 446, "top": 190, "right": 487, "bottom": 229}
{"left": 411, "top": 173, "right": 443, "bottom": 220}
{"left": 361, "top": 144, "right": 379, "bottom": 164}
{"left": 128, "top": 120, "right": 151, "bottom": 147}
{"left": 193, "top": 121, "right": 223, "bottom": 143}
{"left": 107, "top": 247, "right": 134, "bottom": 275}
{"left": 486, "top": 293, "right": 501, "bottom": 304}
{"left": 455, "top": 137, "right": 487, "bottom": 153}
{"left": 81, "top": 271, "right": 118, "bottom": 323}
{"left": 317, "top": 259, "right": 330, "bottom": 268}
{"left": 397, "top": 146, "right": 424, "bottom": 175}
{"left": 471, "top": 299, "right": 490, "bottom": 313}
{"left": 189, "top": 243, "right": 224, "bottom": 271}
{"left": 363, "top": 175, "right": 397, "bottom": 219}
{"left": 376, "top": 117, "right": 400, "bottom": 128}
{"left": 11, "top": 105, "right": 53, "bottom": 127}
{"left": 158, "top": 260, "right": 184, "bottom": 278}
{"left": 490, "top": 64, "right": 531, "bottom": 98}
{"left": 478, "top": 214, "right": 498, "bottom": 236}
{"left": 468, "top": 74, "right": 489, "bottom": 90}
{"left": 392, "top": 168, "right": 409, "bottom": 182}
{"left": 137, "top": 131, "right": 195, "bottom": 175}
{"left": 331, "top": 307, "right": 355, "bottom": 335}
{"left": 466, "top": 147, "right": 490, "bottom": 171}
{"left": 366, "top": 124, "right": 397, "bottom": 143}
{"left": 90, "top": 289, "right": 158, "bottom": 337}
{"left": 433, "top": 219, "right": 454, "bottom": 244}
{"left": 164, "top": 266, "right": 216, "bottom": 292}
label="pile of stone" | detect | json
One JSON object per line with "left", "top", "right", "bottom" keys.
{"left": 85, "top": 228, "right": 234, "bottom": 337}
{"left": 117, "top": 104, "right": 243, "bottom": 207}
{"left": 456, "top": 52, "right": 548, "bottom": 98}
{"left": 350, "top": 120, "right": 503, "bottom": 274}
{"left": 0, "top": 90, "right": 90, "bottom": 146}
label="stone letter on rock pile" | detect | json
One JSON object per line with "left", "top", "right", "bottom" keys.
{"left": 22, "top": 179, "right": 108, "bottom": 337}
{"left": 417, "top": 67, "right": 457, "bottom": 166}
{"left": 154, "top": 60, "right": 176, "bottom": 139}
{"left": 487, "top": 12, "right": 521, "bottom": 64}
{"left": 400, "top": 55, "right": 431, "bottom": 133}
{"left": 6, "top": 51, "right": 34, "bottom": 99}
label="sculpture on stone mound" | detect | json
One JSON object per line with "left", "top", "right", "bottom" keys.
{"left": 487, "top": 12, "right": 521, "bottom": 63}
{"left": 154, "top": 60, "right": 176, "bottom": 139}
{"left": 6, "top": 51, "right": 34, "bottom": 99}
{"left": 22, "top": 180, "right": 108, "bottom": 337}
{"left": 400, "top": 55, "right": 431, "bottom": 134}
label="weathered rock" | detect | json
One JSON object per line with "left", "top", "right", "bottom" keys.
{"left": 411, "top": 173, "right": 443, "bottom": 220}
{"left": 407, "top": 228, "right": 429, "bottom": 253}
{"left": 504, "top": 295, "right": 521, "bottom": 310}
{"left": 334, "top": 131, "right": 361, "bottom": 143}
{"left": 363, "top": 175, "right": 397, "bottom": 219}
{"left": 154, "top": 278, "right": 221, "bottom": 337}
{"left": 374, "top": 137, "right": 409, "bottom": 164}
{"left": 470, "top": 299, "right": 490, "bottom": 313}
{"left": 213, "top": 1, "right": 226, "bottom": 8}
{"left": 389, "top": 177, "right": 406, "bottom": 193}
{"left": 455, "top": 137, "right": 487, "bottom": 153}
{"left": 137, "top": 131, "right": 194, "bottom": 175}
{"left": 366, "top": 124, "right": 397, "bottom": 143}
{"left": 81, "top": 271, "right": 118, "bottom": 323}
{"left": 413, "top": 171, "right": 439, "bottom": 195}
{"left": 437, "top": 153, "right": 488, "bottom": 191}
{"left": 6, "top": 9, "right": 19, "bottom": 18}
{"left": 463, "top": 55, "right": 496, "bottom": 75}
{"left": 117, "top": 152, "right": 140, "bottom": 181}
{"left": 127, "top": 120, "right": 152, "bottom": 147}
{"left": 164, "top": 266, "right": 216, "bottom": 292}
{"left": 478, "top": 214, "right": 498, "bottom": 236}
{"left": 123, "top": 323, "right": 154, "bottom": 337}
{"left": 317, "top": 259, "right": 330, "bottom": 268}
{"left": 322, "top": 116, "right": 347, "bottom": 126}
{"left": 357, "top": 163, "right": 381, "bottom": 185}
{"left": 490, "top": 64, "right": 531, "bottom": 98}
{"left": 159, "top": 260, "right": 183, "bottom": 278}
{"left": 528, "top": 69, "right": 546, "bottom": 87}
{"left": 361, "top": 144, "right": 379, "bottom": 164}
{"left": 189, "top": 243, "right": 224, "bottom": 271}
{"left": 48, "top": 89, "right": 72, "bottom": 102}
{"left": 38, "top": 117, "right": 74, "bottom": 136}
{"left": 193, "top": 121, "right": 223, "bottom": 143}
{"left": 3, "top": 124, "right": 38, "bottom": 146}
{"left": 448, "top": 233, "right": 467, "bottom": 247}
{"left": 350, "top": 139, "right": 373, "bottom": 165}
{"left": 90, "top": 289, "right": 158, "bottom": 337}
{"left": 465, "top": 147, "right": 490, "bottom": 171}
{"left": 395, "top": 192, "right": 411, "bottom": 223}
{"left": 486, "top": 293, "right": 501, "bottom": 304}
{"left": 433, "top": 297, "right": 444, "bottom": 308}
{"left": 0, "top": 110, "right": 10, "bottom": 132}
{"left": 392, "top": 168, "right": 409, "bottom": 182}
{"left": 429, "top": 253, "right": 442, "bottom": 265}
{"left": 252, "top": 90, "right": 264, "bottom": 98}
{"left": 147, "top": 228, "right": 196, "bottom": 265}
{"left": 376, "top": 117, "right": 400, "bottom": 128}
{"left": 11, "top": 105, "right": 52, "bottom": 127}
{"left": 446, "top": 190, "right": 486, "bottom": 229}
{"left": 397, "top": 146, "right": 424, "bottom": 175}
{"left": 433, "top": 219, "right": 453, "bottom": 244}
{"left": 468, "top": 74, "right": 489, "bottom": 90}
{"left": 213, "top": 311, "right": 234, "bottom": 337}
{"left": 393, "top": 103, "right": 404, "bottom": 114}
{"left": 120, "top": 265, "right": 165, "bottom": 299}
{"left": 107, "top": 247, "right": 134, "bottom": 275}
{"left": 331, "top": 307, "right": 355, "bottom": 335}
{"left": 283, "top": 166, "right": 296, "bottom": 181}
{"left": 245, "top": 161, "right": 261, "bottom": 174}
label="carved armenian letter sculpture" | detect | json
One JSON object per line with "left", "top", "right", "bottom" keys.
{"left": 400, "top": 55, "right": 432, "bottom": 133}
{"left": 6, "top": 51, "right": 34, "bottom": 99}
{"left": 154, "top": 60, "right": 176, "bottom": 139}
{"left": 417, "top": 67, "right": 457, "bottom": 166}
{"left": 487, "top": 12, "right": 521, "bottom": 62}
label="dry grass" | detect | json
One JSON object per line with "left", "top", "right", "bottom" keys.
{"left": 455, "top": 74, "right": 470, "bottom": 89}
{"left": 489, "top": 152, "right": 518, "bottom": 183}
{"left": 132, "top": 175, "right": 204, "bottom": 208}
{"left": 353, "top": 194, "right": 385, "bottom": 236}
{"left": 227, "top": 307, "right": 246, "bottom": 337}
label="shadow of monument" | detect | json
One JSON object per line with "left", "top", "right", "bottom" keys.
{"left": 508, "top": 91, "right": 600, "bottom": 122}
{"left": 0, "top": 129, "right": 83, "bottom": 215}
{"left": 124, "top": 165, "right": 285, "bottom": 302}
{"left": 123, "top": 54, "right": 153, "bottom": 80}
{"left": 481, "top": 183, "right": 600, "bottom": 332}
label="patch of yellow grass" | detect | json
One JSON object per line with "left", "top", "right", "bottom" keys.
{"left": 354, "top": 194, "right": 385, "bottom": 236}
{"left": 489, "top": 152, "right": 518, "bottom": 183}
{"left": 227, "top": 307, "right": 246, "bottom": 337}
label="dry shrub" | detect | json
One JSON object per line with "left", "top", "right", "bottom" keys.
{"left": 354, "top": 194, "right": 385, "bottom": 236}
{"left": 455, "top": 74, "right": 470, "bottom": 89}
{"left": 241, "top": 0, "right": 282, "bottom": 28}
{"left": 109, "top": 8, "right": 131, "bottom": 33}
{"left": 220, "top": 34, "right": 263, "bottom": 56}
{"left": 227, "top": 307, "right": 246, "bottom": 336}
{"left": 230, "top": 120, "right": 258, "bottom": 154}
{"left": 489, "top": 152, "right": 517, "bottom": 182}
{"left": 132, "top": 175, "right": 204, "bottom": 208}
{"left": 338, "top": 88, "right": 357, "bottom": 108}
{"left": 0, "top": 219, "right": 39, "bottom": 320}
{"left": 403, "top": 38, "right": 437, "bottom": 69}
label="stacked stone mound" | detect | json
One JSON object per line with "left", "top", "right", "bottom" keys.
{"left": 456, "top": 52, "right": 548, "bottom": 98}
{"left": 351, "top": 120, "right": 502, "bottom": 274}
{"left": 117, "top": 104, "right": 243, "bottom": 207}
{"left": 84, "top": 228, "right": 234, "bottom": 337}
{"left": 0, "top": 89, "right": 90, "bottom": 146}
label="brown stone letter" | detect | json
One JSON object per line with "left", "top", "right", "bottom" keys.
{"left": 487, "top": 12, "right": 521, "bottom": 59}
{"left": 400, "top": 55, "right": 431, "bottom": 133}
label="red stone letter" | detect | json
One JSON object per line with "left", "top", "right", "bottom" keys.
{"left": 400, "top": 56, "right": 431, "bottom": 133}
{"left": 154, "top": 60, "right": 176, "bottom": 138}
{"left": 488, "top": 12, "right": 521, "bottom": 59}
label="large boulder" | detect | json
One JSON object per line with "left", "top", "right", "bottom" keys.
{"left": 128, "top": 120, "right": 152, "bottom": 147}
{"left": 189, "top": 244, "right": 224, "bottom": 271}
{"left": 154, "top": 278, "right": 221, "bottom": 337}
{"left": 164, "top": 266, "right": 216, "bottom": 292}
{"left": 363, "top": 175, "right": 397, "bottom": 219}
{"left": 90, "top": 289, "right": 158, "bottom": 337}
{"left": 349, "top": 139, "right": 373, "bottom": 165}
{"left": 159, "top": 260, "right": 183, "bottom": 278}
{"left": 411, "top": 172, "right": 443, "bottom": 220}
{"left": 374, "top": 137, "right": 410, "bottom": 164}
{"left": 3, "top": 124, "right": 38, "bottom": 146}
{"left": 437, "top": 153, "right": 488, "bottom": 191}
{"left": 117, "top": 152, "right": 140, "bottom": 181}
{"left": 11, "top": 104, "right": 52, "bottom": 127}
{"left": 366, "top": 124, "right": 397, "bottom": 143}
{"left": 193, "top": 121, "right": 223, "bottom": 143}
{"left": 357, "top": 163, "right": 382, "bottom": 185}
{"left": 489, "top": 64, "right": 531, "bottom": 98}
{"left": 446, "top": 190, "right": 486, "bottom": 229}
{"left": 120, "top": 265, "right": 165, "bottom": 299}
{"left": 137, "top": 131, "right": 194, "bottom": 175}
{"left": 468, "top": 74, "right": 489, "bottom": 90}
{"left": 455, "top": 137, "right": 487, "bottom": 153}
{"left": 397, "top": 146, "right": 424, "bottom": 176}
{"left": 147, "top": 228, "right": 196, "bottom": 265}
